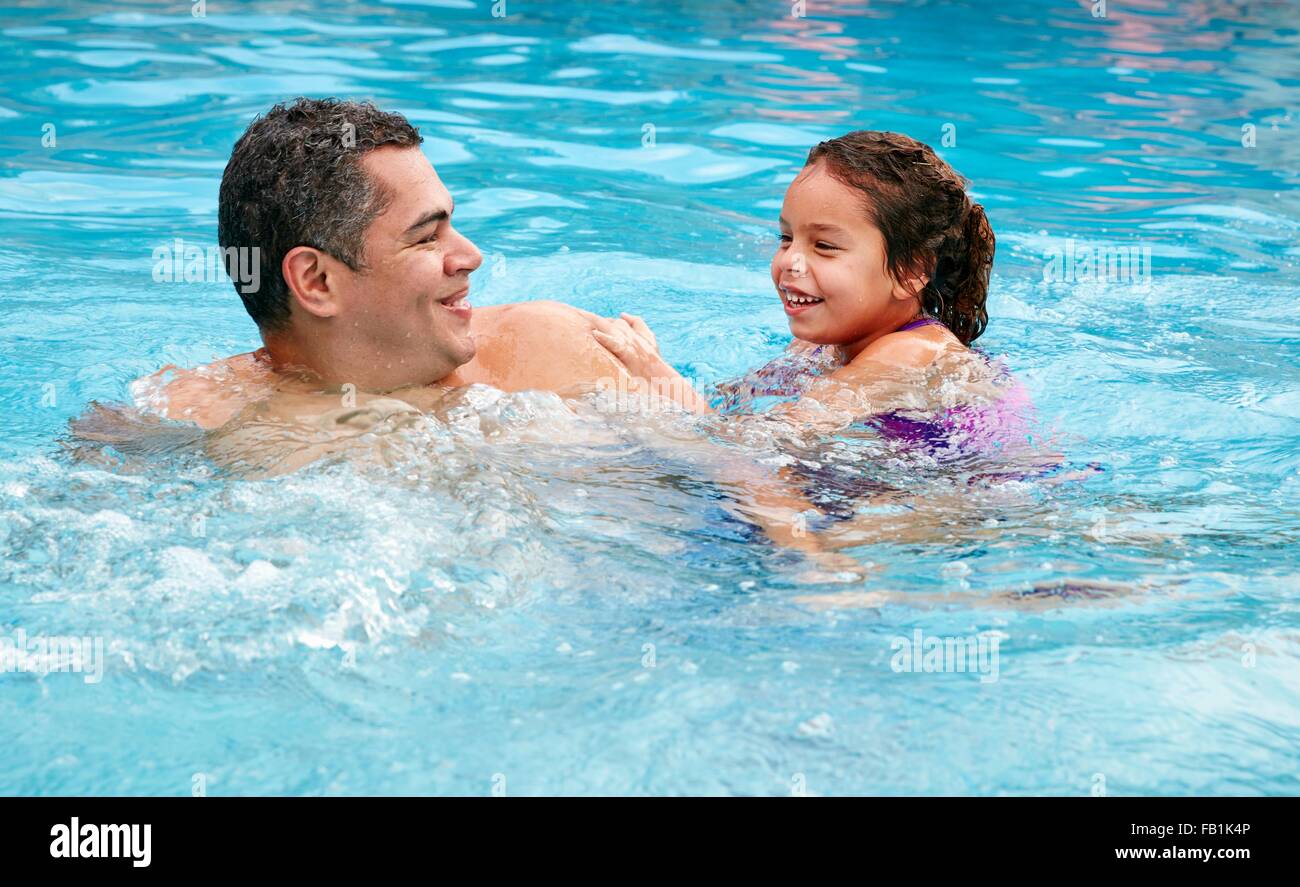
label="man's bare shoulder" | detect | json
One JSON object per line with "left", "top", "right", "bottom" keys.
{"left": 468, "top": 300, "right": 624, "bottom": 393}
{"left": 133, "top": 351, "right": 275, "bottom": 429}
{"left": 479, "top": 299, "right": 602, "bottom": 331}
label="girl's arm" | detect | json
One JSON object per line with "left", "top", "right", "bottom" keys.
{"left": 591, "top": 313, "right": 714, "bottom": 414}
{"left": 594, "top": 314, "right": 966, "bottom": 433}
{"left": 592, "top": 314, "right": 882, "bottom": 433}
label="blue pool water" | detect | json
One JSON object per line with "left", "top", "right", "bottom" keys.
{"left": 1, "top": 1, "right": 1298, "bottom": 795}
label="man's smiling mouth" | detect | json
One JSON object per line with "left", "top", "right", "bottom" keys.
{"left": 439, "top": 288, "right": 472, "bottom": 319}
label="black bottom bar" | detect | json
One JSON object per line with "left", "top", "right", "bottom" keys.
{"left": 0, "top": 797, "right": 1282, "bottom": 872}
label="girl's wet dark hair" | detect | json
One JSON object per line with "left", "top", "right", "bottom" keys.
{"left": 805, "top": 131, "right": 994, "bottom": 345}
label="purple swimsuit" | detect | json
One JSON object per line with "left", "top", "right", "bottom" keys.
{"left": 713, "top": 316, "right": 1033, "bottom": 455}
{"left": 714, "top": 317, "right": 1040, "bottom": 522}
{"left": 867, "top": 316, "right": 1033, "bottom": 452}
{"left": 894, "top": 316, "right": 947, "bottom": 334}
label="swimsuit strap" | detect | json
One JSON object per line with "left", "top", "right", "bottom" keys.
{"left": 896, "top": 315, "right": 945, "bottom": 333}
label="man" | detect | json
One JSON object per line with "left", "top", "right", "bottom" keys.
{"left": 83, "top": 97, "right": 857, "bottom": 574}
{"left": 137, "top": 97, "right": 638, "bottom": 438}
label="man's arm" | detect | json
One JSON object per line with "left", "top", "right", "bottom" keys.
{"left": 131, "top": 351, "right": 274, "bottom": 430}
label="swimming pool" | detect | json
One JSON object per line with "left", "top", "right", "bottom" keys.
{"left": 1, "top": 0, "right": 1298, "bottom": 795}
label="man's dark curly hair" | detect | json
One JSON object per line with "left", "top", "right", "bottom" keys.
{"left": 217, "top": 97, "right": 423, "bottom": 331}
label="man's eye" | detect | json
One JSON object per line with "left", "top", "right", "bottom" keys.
{"left": 421, "top": 233, "right": 438, "bottom": 244}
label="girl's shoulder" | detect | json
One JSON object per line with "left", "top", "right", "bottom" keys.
{"left": 849, "top": 323, "right": 963, "bottom": 372}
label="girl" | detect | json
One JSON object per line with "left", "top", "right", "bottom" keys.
{"left": 594, "top": 130, "right": 1030, "bottom": 448}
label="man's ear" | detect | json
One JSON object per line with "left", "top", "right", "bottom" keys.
{"left": 283, "top": 246, "right": 343, "bottom": 319}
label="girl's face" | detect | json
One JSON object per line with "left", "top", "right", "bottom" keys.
{"left": 770, "top": 161, "right": 922, "bottom": 357}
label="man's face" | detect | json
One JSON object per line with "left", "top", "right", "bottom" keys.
{"left": 331, "top": 146, "right": 482, "bottom": 387}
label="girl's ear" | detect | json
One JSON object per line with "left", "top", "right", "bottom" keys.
{"left": 891, "top": 259, "right": 930, "bottom": 303}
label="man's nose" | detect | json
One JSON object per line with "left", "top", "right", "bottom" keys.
{"left": 446, "top": 226, "right": 483, "bottom": 275}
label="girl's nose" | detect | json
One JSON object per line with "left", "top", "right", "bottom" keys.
{"left": 776, "top": 247, "right": 808, "bottom": 279}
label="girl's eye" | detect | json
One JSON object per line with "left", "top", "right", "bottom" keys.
{"left": 816, "top": 241, "right": 839, "bottom": 251}
{"left": 778, "top": 233, "right": 792, "bottom": 244}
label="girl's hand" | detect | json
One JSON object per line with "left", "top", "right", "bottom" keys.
{"left": 592, "top": 313, "right": 671, "bottom": 381}
{"left": 618, "top": 313, "right": 658, "bottom": 353}
{"left": 593, "top": 313, "right": 714, "bottom": 415}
